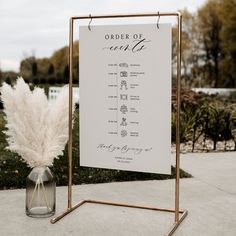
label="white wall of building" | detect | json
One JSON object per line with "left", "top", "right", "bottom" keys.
{"left": 49, "top": 87, "right": 79, "bottom": 104}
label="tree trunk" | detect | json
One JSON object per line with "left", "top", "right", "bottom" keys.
{"left": 213, "top": 140, "right": 217, "bottom": 150}
{"left": 192, "top": 130, "right": 196, "bottom": 152}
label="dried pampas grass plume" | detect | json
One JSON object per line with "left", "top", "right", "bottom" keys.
{"left": 1, "top": 77, "right": 74, "bottom": 168}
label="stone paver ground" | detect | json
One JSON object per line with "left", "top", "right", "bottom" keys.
{"left": 0, "top": 152, "right": 235, "bottom": 236}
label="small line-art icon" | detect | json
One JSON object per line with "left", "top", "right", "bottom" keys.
{"left": 120, "top": 71, "right": 128, "bottom": 77}
{"left": 120, "top": 118, "right": 128, "bottom": 126}
{"left": 120, "top": 94, "right": 128, "bottom": 100}
{"left": 121, "top": 130, "right": 128, "bottom": 137}
{"left": 120, "top": 105, "right": 128, "bottom": 114}
{"left": 120, "top": 80, "right": 128, "bottom": 90}
{"left": 119, "top": 63, "right": 128, "bottom": 68}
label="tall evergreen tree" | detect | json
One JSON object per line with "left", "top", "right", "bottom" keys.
{"left": 198, "top": 0, "right": 222, "bottom": 87}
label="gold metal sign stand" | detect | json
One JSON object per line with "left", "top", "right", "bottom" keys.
{"left": 51, "top": 12, "right": 188, "bottom": 236}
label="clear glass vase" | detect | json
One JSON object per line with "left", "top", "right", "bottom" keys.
{"left": 26, "top": 166, "right": 56, "bottom": 218}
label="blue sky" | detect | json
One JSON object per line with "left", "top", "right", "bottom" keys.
{"left": 0, "top": 0, "right": 206, "bottom": 72}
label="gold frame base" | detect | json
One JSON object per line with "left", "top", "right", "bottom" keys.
{"left": 51, "top": 199, "right": 188, "bottom": 236}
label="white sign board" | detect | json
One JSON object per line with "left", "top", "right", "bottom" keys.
{"left": 80, "top": 24, "right": 171, "bottom": 174}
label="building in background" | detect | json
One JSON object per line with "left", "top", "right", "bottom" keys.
{"left": 49, "top": 87, "right": 79, "bottom": 104}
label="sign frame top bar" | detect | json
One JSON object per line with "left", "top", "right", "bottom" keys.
{"left": 70, "top": 12, "right": 181, "bottom": 20}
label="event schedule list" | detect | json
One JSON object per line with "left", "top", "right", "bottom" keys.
{"left": 107, "top": 63, "right": 144, "bottom": 138}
